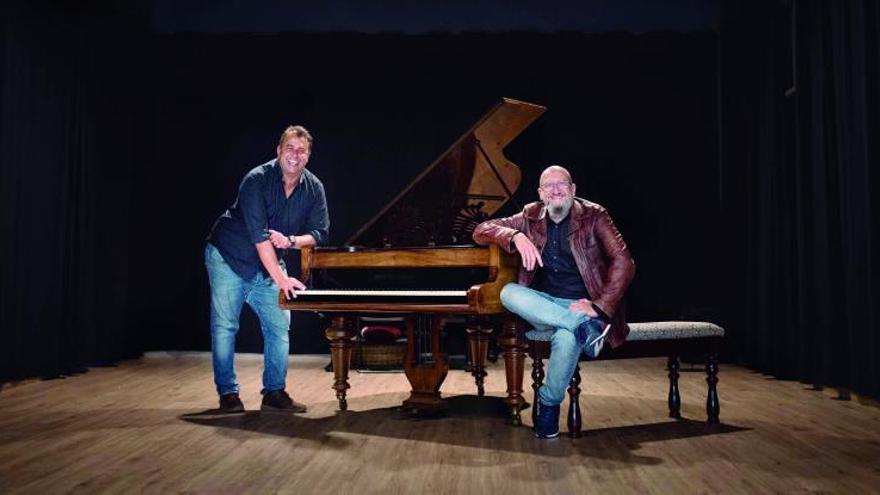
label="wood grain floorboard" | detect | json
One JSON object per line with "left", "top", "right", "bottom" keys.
{"left": 0, "top": 353, "right": 878, "bottom": 494}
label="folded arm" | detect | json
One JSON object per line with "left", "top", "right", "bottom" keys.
{"left": 473, "top": 214, "right": 543, "bottom": 270}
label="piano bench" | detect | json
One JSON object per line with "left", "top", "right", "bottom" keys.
{"left": 525, "top": 321, "right": 724, "bottom": 438}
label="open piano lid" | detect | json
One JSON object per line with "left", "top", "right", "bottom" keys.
{"left": 346, "top": 98, "right": 546, "bottom": 248}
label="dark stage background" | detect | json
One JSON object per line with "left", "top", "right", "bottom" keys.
{"left": 2, "top": 0, "right": 877, "bottom": 400}
{"left": 139, "top": 31, "right": 719, "bottom": 354}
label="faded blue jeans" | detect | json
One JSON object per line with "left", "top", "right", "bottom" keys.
{"left": 205, "top": 243, "right": 291, "bottom": 396}
{"left": 500, "top": 282, "right": 604, "bottom": 406}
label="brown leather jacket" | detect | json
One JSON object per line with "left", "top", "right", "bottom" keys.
{"left": 473, "top": 197, "right": 636, "bottom": 348}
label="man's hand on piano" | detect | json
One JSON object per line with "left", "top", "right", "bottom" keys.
{"left": 266, "top": 229, "right": 294, "bottom": 249}
{"left": 276, "top": 276, "right": 306, "bottom": 300}
{"left": 513, "top": 232, "right": 543, "bottom": 271}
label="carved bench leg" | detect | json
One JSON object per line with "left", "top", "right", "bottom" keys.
{"left": 667, "top": 355, "right": 681, "bottom": 419}
{"left": 706, "top": 352, "right": 720, "bottom": 423}
{"left": 567, "top": 365, "right": 582, "bottom": 438}
{"left": 530, "top": 354, "right": 545, "bottom": 428}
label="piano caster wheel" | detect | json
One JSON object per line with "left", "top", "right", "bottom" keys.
{"left": 339, "top": 398, "right": 348, "bottom": 411}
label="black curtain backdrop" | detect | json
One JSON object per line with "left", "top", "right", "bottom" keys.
{"left": 5, "top": 0, "right": 876, "bottom": 401}
{"left": 720, "top": 0, "right": 879, "bottom": 398}
{"left": 2, "top": 7, "right": 721, "bottom": 381}
{"left": 133, "top": 31, "right": 719, "bottom": 355}
{"left": 0, "top": 2, "right": 151, "bottom": 380}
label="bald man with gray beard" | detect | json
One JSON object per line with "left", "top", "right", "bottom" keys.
{"left": 473, "top": 165, "right": 635, "bottom": 438}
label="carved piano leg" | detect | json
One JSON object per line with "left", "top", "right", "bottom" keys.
{"left": 325, "top": 316, "right": 356, "bottom": 411}
{"left": 466, "top": 317, "right": 492, "bottom": 397}
{"left": 498, "top": 315, "right": 527, "bottom": 425}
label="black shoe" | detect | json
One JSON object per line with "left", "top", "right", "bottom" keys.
{"left": 218, "top": 392, "right": 245, "bottom": 413}
{"left": 261, "top": 390, "right": 308, "bottom": 413}
{"left": 534, "top": 400, "right": 560, "bottom": 439}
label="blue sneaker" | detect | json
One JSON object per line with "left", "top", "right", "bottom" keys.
{"left": 576, "top": 318, "right": 607, "bottom": 358}
{"left": 534, "top": 400, "right": 560, "bottom": 439}
{"left": 585, "top": 322, "right": 609, "bottom": 359}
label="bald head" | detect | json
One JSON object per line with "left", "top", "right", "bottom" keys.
{"left": 539, "top": 165, "right": 572, "bottom": 186}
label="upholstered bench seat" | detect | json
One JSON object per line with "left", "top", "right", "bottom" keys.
{"left": 627, "top": 321, "right": 725, "bottom": 340}
{"left": 526, "top": 321, "right": 724, "bottom": 342}
{"left": 525, "top": 320, "right": 724, "bottom": 438}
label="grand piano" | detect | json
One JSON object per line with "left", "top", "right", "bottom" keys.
{"left": 280, "top": 98, "right": 545, "bottom": 424}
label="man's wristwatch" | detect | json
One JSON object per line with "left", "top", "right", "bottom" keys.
{"left": 288, "top": 235, "right": 296, "bottom": 247}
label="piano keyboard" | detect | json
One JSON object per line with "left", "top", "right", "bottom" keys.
{"left": 285, "top": 288, "right": 471, "bottom": 305}
{"left": 294, "top": 289, "right": 467, "bottom": 297}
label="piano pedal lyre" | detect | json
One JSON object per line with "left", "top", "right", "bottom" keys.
{"left": 401, "top": 315, "right": 449, "bottom": 414}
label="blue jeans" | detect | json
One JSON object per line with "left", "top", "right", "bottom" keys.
{"left": 500, "top": 283, "right": 603, "bottom": 406}
{"left": 205, "top": 243, "right": 291, "bottom": 396}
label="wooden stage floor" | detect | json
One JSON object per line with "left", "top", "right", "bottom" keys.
{"left": 1, "top": 353, "right": 878, "bottom": 494}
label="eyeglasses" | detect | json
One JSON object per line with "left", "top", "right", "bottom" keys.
{"left": 283, "top": 145, "right": 310, "bottom": 157}
{"left": 540, "top": 181, "right": 572, "bottom": 191}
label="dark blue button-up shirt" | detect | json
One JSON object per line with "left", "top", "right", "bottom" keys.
{"left": 533, "top": 214, "right": 590, "bottom": 300}
{"left": 207, "top": 159, "right": 329, "bottom": 280}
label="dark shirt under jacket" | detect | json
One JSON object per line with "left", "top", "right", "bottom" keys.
{"left": 207, "top": 159, "right": 329, "bottom": 280}
{"left": 532, "top": 214, "right": 591, "bottom": 300}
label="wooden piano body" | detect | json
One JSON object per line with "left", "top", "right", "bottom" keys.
{"left": 280, "top": 98, "right": 545, "bottom": 423}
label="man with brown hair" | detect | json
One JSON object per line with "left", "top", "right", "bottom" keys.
{"left": 205, "top": 125, "right": 329, "bottom": 413}
{"left": 473, "top": 165, "right": 634, "bottom": 438}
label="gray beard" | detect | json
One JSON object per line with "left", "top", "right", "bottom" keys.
{"left": 547, "top": 198, "right": 574, "bottom": 223}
